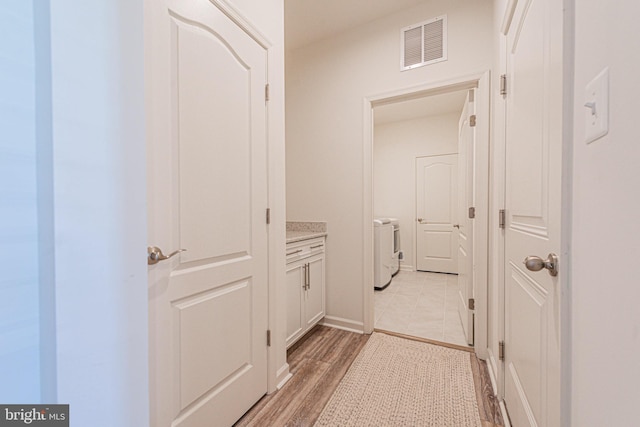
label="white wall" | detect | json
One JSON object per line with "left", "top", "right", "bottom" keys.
{"left": 48, "top": 1, "right": 149, "bottom": 425}
{"left": 286, "top": 0, "right": 493, "bottom": 329}
{"left": 373, "top": 112, "right": 460, "bottom": 271}
{"left": 571, "top": 1, "right": 640, "bottom": 424}
{"left": 0, "top": 0, "right": 40, "bottom": 403}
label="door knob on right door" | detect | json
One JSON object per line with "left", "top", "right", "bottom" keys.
{"left": 523, "top": 253, "right": 558, "bottom": 276}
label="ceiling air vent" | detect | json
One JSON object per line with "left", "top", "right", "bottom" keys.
{"left": 401, "top": 15, "right": 447, "bottom": 71}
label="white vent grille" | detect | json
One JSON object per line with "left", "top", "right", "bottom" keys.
{"left": 401, "top": 15, "right": 447, "bottom": 71}
{"left": 403, "top": 27, "right": 423, "bottom": 68}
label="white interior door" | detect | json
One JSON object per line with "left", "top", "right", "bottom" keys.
{"left": 457, "top": 90, "right": 475, "bottom": 346}
{"left": 503, "top": 0, "right": 563, "bottom": 425}
{"left": 416, "top": 154, "right": 458, "bottom": 273}
{"left": 146, "top": 1, "right": 269, "bottom": 426}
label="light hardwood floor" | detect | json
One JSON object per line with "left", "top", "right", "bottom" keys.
{"left": 235, "top": 325, "right": 503, "bottom": 426}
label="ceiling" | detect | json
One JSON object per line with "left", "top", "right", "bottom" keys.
{"left": 285, "top": 0, "right": 427, "bottom": 50}
{"left": 374, "top": 90, "right": 468, "bottom": 125}
{"left": 284, "top": 0, "right": 467, "bottom": 124}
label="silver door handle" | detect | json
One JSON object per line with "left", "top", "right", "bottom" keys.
{"left": 148, "top": 246, "right": 187, "bottom": 265}
{"left": 453, "top": 224, "right": 460, "bottom": 229}
{"left": 523, "top": 253, "right": 558, "bottom": 277}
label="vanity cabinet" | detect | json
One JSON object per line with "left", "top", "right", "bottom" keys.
{"left": 285, "top": 237, "right": 325, "bottom": 348}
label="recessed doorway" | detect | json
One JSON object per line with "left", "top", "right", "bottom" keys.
{"left": 372, "top": 89, "right": 469, "bottom": 347}
{"left": 363, "top": 72, "right": 491, "bottom": 358}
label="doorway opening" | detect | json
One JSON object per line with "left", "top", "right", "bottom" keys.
{"left": 372, "top": 90, "right": 468, "bottom": 346}
{"left": 363, "top": 72, "right": 491, "bottom": 358}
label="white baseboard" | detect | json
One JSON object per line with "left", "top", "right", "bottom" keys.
{"left": 399, "top": 265, "right": 414, "bottom": 272}
{"left": 321, "top": 315, "right": 364, "bottom": 334}
{"left": 275, "top": 363, "right": 292, "bottom": 390}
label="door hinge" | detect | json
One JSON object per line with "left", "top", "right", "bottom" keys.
{"left": 468, "top": 207, "right": 476, "bottom": 219}
{"left": 266, "top": 208, "right": 271, "bottom": 225}
{"left": 468, "top": 298, "right": 475, "bottom": 310}
{"left": 267, "top": 329, "right": 271, "bottom": 347}
{"left": 265, "top": 83, "right": 270, "bottom": 102}
{"left": 499, "top": 209, "right": 506, "bottom": 229}
{"left": 499, "top": 340, "right": 505, "bottom": 361}
{"left": 500, "top": 74, "right": 507, "bottom": 96}
{"left": 469, "top": 114, "right": 477, "bottom": 127}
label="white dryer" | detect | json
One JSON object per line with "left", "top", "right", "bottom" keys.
{"left": 388, "top": 218, "right": 401, "bottom": 276}
{"left": 374, "top": 218, "right": 393, "bottom": 290}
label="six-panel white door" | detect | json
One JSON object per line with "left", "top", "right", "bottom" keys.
{"left": 503, "top": 0, "right": 563, "bottom": 425}
{"left": 416, "top": 155, "right": 459, "bottom": 273}
{"left": 457, "top": 90, "right": 475, "bottom": 346}
{"left": 146, "top": 0, "right": 269, "bottom": 426}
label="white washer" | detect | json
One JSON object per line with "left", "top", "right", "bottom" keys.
{"left": 374, "top": 218, "right": 393, "bottom": 290}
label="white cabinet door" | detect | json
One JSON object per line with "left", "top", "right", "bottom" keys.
{"left": 305, "top": 254, "right": 325, "bottom": 328}
{"left": 416, "top": 155, "right": 459, "bottom": 273}
{"left": 146, "top": 1, "right": 268, "bottom": 426}
{"left": 503, "top": 0, "right": 563, "bottom": 425}
{"left": 286, "top": 263, "right": 304, "bottom": 347}
{"left": 285, "top": 238, "right": 326, "bottom": 348}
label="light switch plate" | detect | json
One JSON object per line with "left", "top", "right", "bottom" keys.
{"left": 584, "top": 67, "right": 609, "bottom": 144}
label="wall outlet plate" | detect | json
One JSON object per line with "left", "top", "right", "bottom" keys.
{"left": 584, "top": 67, "right": 609, "bottom": 144}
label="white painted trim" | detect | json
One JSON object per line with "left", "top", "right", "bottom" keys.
{"left": 501, "top": 0, "right": 518, "bottom": 35}
{"left": 275, "top": 363, "right": 292, "bottom": 390}
{"left": 399, "top": 265, "right": 414, "bottom": 272}
{"left": 363, "top": 98, "right": 375, "bottom": 335}
{"left": 486, "top": 352, "right": 499, "bottom": 398}
{"left": 560, "top": 2, "right": 574, "bottom": 426}
{"left": 322, "top": 316, "right": 365, "bottom": 334}
{"left": 209, "top": 0, "right": 272, "bottom": 49}
{"left": 266, "top": 44, "right": 283, "bottom": 394}
{"left": 369, "top": 73, "right": 480, "bottom": 107}
{"left": 182, "top": 7, "right": 276, "bottom": 390}
{"left": 500, "top": 400, "right": 512, "bottom": 427}
{"left": 363, "top": 71, "right": 491, "bottom": 357}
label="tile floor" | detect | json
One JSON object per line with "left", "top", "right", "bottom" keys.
{"left": 374, "top": 270, "right": 470, "bottom": 347}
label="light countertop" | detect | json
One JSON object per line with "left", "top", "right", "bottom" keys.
{"left": 286, "top": 230, "right": 328, "bottom": 244}
{"left": 286, "top": 221, "right": 327, "bottom": 244}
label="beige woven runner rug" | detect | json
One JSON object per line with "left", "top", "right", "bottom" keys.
{"left": 314, "top": 332, "right": 481, "bottom": 427}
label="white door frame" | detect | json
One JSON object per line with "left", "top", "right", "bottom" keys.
{"left": 363, "top": 71, "right": 491, "bottom": 359}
